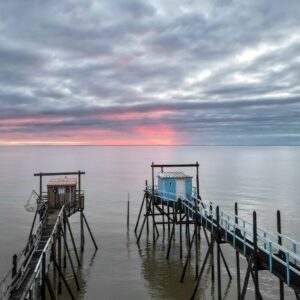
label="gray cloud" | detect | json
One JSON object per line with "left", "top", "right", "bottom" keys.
{"left": 0, "top": 0, "right": 300, "bottom": 144}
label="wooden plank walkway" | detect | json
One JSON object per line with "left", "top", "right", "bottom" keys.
{"left": 9, "top": 210, "right": 60, "bottom": 300}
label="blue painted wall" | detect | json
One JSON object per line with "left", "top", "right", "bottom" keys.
{"left": 158, "top": 176, "right": 192, "bottom": 201}
{"left": 185, "top": 178, "right": 192, "bottom": 200}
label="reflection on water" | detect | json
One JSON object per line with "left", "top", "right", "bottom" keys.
{"left": 0, "top": 146, "right": 299, "bottom": 299}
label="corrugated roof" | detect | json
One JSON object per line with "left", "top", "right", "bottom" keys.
{"left": 158, "top": 171, "right": 193, "bottom": 179}
{"left": 47, "top": 178, "right": 77, "bottom": 186}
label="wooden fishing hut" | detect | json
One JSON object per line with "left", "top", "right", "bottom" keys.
{"left": 157, "top": 171, "right": 193, "bottom": 201}
{"left": 47, "top": 177, "right": 78, "bottom": 211}
{"left": 0, "top": 171, "right": 98, "bottom": 300}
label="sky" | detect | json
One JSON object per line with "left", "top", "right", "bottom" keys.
{"left": 0, "top": 0, "right": 300, "bottom": 145}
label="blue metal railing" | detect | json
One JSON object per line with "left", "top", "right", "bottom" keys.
{"left": 146, "top": 186, "right": 300, "bottom": 287}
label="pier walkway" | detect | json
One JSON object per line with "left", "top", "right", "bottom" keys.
{"left": 135, "top": 163, "right": 300, "bottom": 299}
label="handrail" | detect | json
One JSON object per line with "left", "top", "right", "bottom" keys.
{"left": 146, "top": 186, "right": 300, "bottom": 286}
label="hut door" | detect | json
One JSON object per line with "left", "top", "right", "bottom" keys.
{"left": 177, "top": 179, "right": 185, "bottom": 200}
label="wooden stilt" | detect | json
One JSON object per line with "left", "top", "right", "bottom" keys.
{"left": 60, "top": 225, "right": 80, "bottom": 290}
{"left": 216, "top": 206, "right": 222, "bottom": 300}
{"left": 195, "top": 207, "right": 199, "bottom": 279}
{"left": 52, "top": 232, "right": 57, "bottom": 298}
{"left": 166, "top": 213, "right": 176, "bottom": 260}
{"left": 220, "top": 247, "right": 232, "bottom": 280}
{"left": 191, "top": 238, "right": 215, "bottom": 299}
{"left": 134, "top": 194, "right": 146, "bottom": 235}
{"left": 151, "top": 165, "right": 156, "bottom": 243}
{"left": 45, "top": 274, "right": 57, "bottom": 300}
{"left": 80, "top": 211, "right": 84, "bottom": 252}
{"left": 210, "top": 202, "right": 215, "bottom": 282}
{"left": 167, "top": 204, "right": 170, "bottom": 238}
{"left": 64, "top": 209, "right": 81, "bottom": 266}
{"left": 253, "top": 211, "right": 260, "bottom": 300}
{"left": 277, "top": 210, "right": 284, "bottom": 300}
{"left": 235, "top": 202, "right": 241, "bottom": 300}
{"left": 179, "top": 200, "right": 183, "bottom": 260}
{"left": 162, "top": 201, "right": 165, "bottom": 233}
{"left": 41, "top": 252, "right": 46, "bottom": 300}
{"left": 58, "top": 229, "right": 62, "bottom": 294}
{"left": 63, "top": 215, "right": 67, "bottom": 268}
{"left": 82, "top": 212, "right": 98, "bottom": 251}
{"left": 12, "top": 254, "right": 17, "bottom": 279}
{"left": 127, "top": 194, "right": 130, "bottom": 229}
{"left": 180, "top": 228, "right": 196, "bottom": 283}
{"left": 241, "top": 255, "right": 253, "bottom": 300}
{"left": 53, "top": 258, "right": 76, "bottom": 300}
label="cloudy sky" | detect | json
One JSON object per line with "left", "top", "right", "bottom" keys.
{"left": 0, "top": 0, "right": 300, "bottom": 145}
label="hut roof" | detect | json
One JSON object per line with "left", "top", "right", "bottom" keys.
{"left": 158, "top": 171, "right": 192, "bottom": 179}
{"left": 47, "top": 178, "right": 77, "bottom": 186}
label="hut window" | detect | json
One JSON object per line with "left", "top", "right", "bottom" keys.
{"left": 58, "top": 187, "right": 65, "bottom": 195}
{"left": 169, "top": 182, "right": 172, "bottom": 186}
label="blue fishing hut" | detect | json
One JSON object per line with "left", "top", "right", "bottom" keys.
{"left": 157, "top": 171, "right": 193, "bottom": 201}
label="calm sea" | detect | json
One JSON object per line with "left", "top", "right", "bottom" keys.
{"left": 0, "top": 146, "right": 299, "bottom": 299}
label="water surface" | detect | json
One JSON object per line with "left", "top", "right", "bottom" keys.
{"left": 0, "top": 146, "right": 299, "bottom": 299}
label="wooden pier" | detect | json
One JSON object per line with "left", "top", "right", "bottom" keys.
{"left": 0, "top": 171, "right": 98, "bottom": 300}
{"left": 135, "top": 163, "right": 300, "bottom": 300}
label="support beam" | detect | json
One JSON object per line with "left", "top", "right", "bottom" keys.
{"left": 191, "top": 238, "right": 215, "bottom": 299}
{"left": 134, "top": 194, "right": 146, "bottom": 235}
{"left": 41, "top": 252, "right": 46, "bottom": 300}
{"left": 253, "top": 211, "right": 260, "bottom": 300}
{"left": 64, "top": 210, "right": 81, "bottom": 266}
{"left": 180, "top": 228, "right": 196, "bottom": 282}
{"left": 216, "top": 206, "right": 222, "bottom": 300}
{"left": 45, "top": 274, "right": 57, "bottom": 300}
{"left": 235, "top": 202, "right": 241, "bottom": 300}
{"left": 82, "top": 212, "right": 98, "bottom": 251}
{"left": 53, "top": 258, "right": 76, "bottom": 300}
{"left": 60, "top": 225, "right": 80, "bottom": 291}
{"left": 58, "top": 229, "right": 62, "bottom": 294}
{"left": 277, "top": 210, "right": 284, "bottom": 300}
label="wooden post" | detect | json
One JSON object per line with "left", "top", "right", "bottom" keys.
{"left": 61, "top": 226, "right": 80, "bottom": 290}
{"left": 179, "top": 199, "right": 183, "bottom": 259}
{"left": 151, "top": 163, "right": 155, "bottom": 243}
{"left": 45, "top": 274, "right": 57, "bottom": 300}
{"left": 41, "top": 252, "right": 46, "bottom": 300}
{"left": 196, "top": 162, "right": 200, "bottom": 199}
{"left": 210, "top": 202, "right": 215, "bottom": 281}
{"left": 53, "top": 258, "right": 76, "bottom": 300}
{"left": 216, "top": 206, "right": 221, "bottom": 300}
{"left": 82, "top": 212, "right": 98, "bottom": 251}
{"left": 12, "top": 254, "right": 17, "bottom": 278}
{"left": 235, "top": 202, "right": 241, "bottom": 300}
{"left": 146, "top": 180, "right": 149, "bottom": 236}
{"left": 39, "top": 173, "right": 43, "bottom": 221}
{"left": 195, "top": 202, "right": 199, "bottom": 279}
{"left": 127, "top": 193, "right": 130, "bottom": 229}
{"left": 180, "top": 228, "right": 196, "bottom": 282}
{"left": 277, "top": 210, "right": 284, "bottom": 300}
{"left": 79, "top": 171, "right": 85, "bottom": 252}
{"left": 134, "top": 193, "right": 146, "bottom": 235}
{"left": 52, "top": 232, "right": 57, "bottom": 298}
{"left": 39, "top": 173, "right": 42, "bottom": 200}
{"left": 167, "top": 204, "right": 170, "bottom": 237}
{"left": 253, "top": 211, "right": 260, "bottom": 300}
{"left": 58, "top": 229, "right": 62, "bottom": 294}
{"left": 63, "top": 214, "right": 67, "bottom": 269}
{"left": 64, "top": 210, "right": 81, "bottom": 266}
{"left": 191, "top": 236, "right": 215, "bottom": 299}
